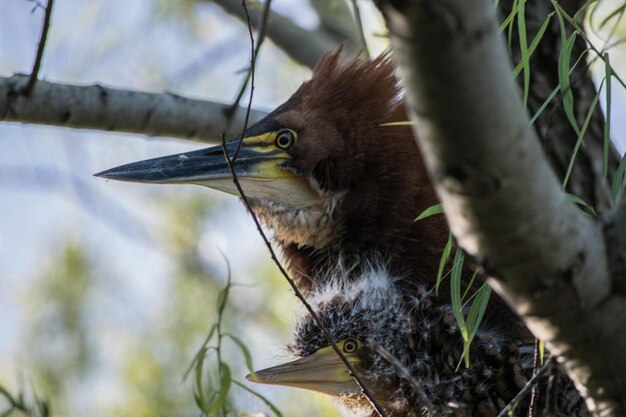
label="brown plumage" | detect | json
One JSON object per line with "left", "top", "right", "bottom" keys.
{"left": 257, "top": 50, "right": 447, "bottom": 293}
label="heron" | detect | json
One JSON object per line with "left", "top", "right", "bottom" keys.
{"left": 246, "top": 267, "right": 589, "bottom": 417}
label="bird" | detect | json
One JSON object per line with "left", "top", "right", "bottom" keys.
{"left": 96, "top": 49, "right": 462, "bottom": 296}
{"left": 246, "top": 266, "right": 589, "bottom": 417}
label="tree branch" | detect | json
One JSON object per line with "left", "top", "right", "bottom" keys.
{"left": 23, "top": 0, "right": 54, "bottom": 96}
{"left": 377, "top": 1, "right": 625, "bottom": 415}
{"left": 0, "top": 74, "right": 266, "bottom": 142}
{"left": 207, "top": 0, "right": 355, "bottom": 68}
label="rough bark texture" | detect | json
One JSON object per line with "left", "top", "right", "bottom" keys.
{"left": 376, "top": 1, "right": 626, "bottom": 416}
{"left": 0, "top": 74, "right": 266, "bottom": 142}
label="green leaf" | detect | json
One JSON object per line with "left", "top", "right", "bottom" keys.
{"left": 461, "top": 270, "right": 480, "bottom": 303}
{"left": 460, "top": 284, "right": 492, "bottom": 368}
{"left": 233, "top": 381, "right": 285, "bottom": 417}
{"left": 512, "top": 13, "right": 552, "bottom": 78}
{"left": 450, "top": 249, "right": 468, "bottom": 346}
{"left": 379, "top": 121, "right": 415, "bottom": 127}
{"left": 217, "top": 283, "right": 231, "bottom": 317}
{"left": 194, "top": 347, "right": 208, "bottom": 411}
{"left": 611, "top": 152, "right": 626, "bottom": 202}
{"left": 539, "top": 339, "right": 545, "bottom": 364}
{"left": 436, "top": 234, "right": 454, "bottom": 295}
{"left": 558, "top": 32, "right": 579, "bottom": 135}
{"left": 517, "top": 0, "right": 530, "bottom": 107}
{"left": 499, "top": 0, "right": 519, "bottom": 33}
{"left": 205, "top": 363, "right": 232, "bottom": 414}
{"left": 565, "top": 193, "right": 596, "bottom": 215}
{"left": 415, "top": 204, "right": 444, "bottom": 221}
{"left": 225, "top": 333, "right": 254, "bottom": 372}
{"left": 603, "top": 53, "right": 612, "bottom": 180}
{"left": 562, "top": 80, "right": 602, "bottom": 190}
{"left": 599, "top": 3, "right": 626, "bottom": 29}
{"left": 184, "top": 324, "right": 217, "bottom": 381}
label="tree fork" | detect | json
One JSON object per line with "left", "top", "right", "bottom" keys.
{"left": 376, "top": 1, "right": 626, "bottom": 415}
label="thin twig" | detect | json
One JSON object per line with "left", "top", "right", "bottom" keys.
{"left": 221, "top": 136, "right": 388, "bottom": 417}
{"left": 496, "top": 358, "right": 554, "bottom": 417}
{"left": 219, "top": 55, "right": 386, "bottom": 417}
{"left": 372, "top": 342, "right": 435, "bottom": 413}
{"left": 350, "top": 0, "right": 369, "bottom": 59}
{"left": 22, "top": 0, "right": 54, "bottom": 96}
{"left": 225, "top": 0, "right": 272, "bottom": 140}
{"left": 232, "top": 0, "right": 266, "bottom": 161}
{"left": 222, "top": 5, "right": 388, "bottom": 415}
{"left": 527, "top": 338, "right": 541, "bottom": 417}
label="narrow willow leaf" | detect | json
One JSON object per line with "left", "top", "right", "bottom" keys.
{"left": 517, "top": 0, "right": 530, "bottom": 106}
{"left": 565, "top": 193, "right": 596, "bottom": 215}
{"left": 194, "top": 347, "right": 208, "bottom": 411}
{"left": 415, "top": 204, "right": 444, "bottom": 221}
{"left": 460, "top": 284, "right": 492, "bottom": 368}
{"left": 225, "top": 333, "right": 254, "bottom": 372}
{"left": 562, "top": 80, "right": 602, "bottom": 189}
{"left": 611, "top": 152, "right": 626, "bottom": 202}
{"left": 450, "top": 249, "right": 469, "bottom": 366}
{"left": 461, "top": 270, "right": 480, "bottom": 303}
{"left": 530, "top": 85, "right": 560, "bottom": 126}
{"left": 604, "top": 53, "right": 612, "bottom": 180}
{"left": 558, "top": 33, "right": 579, "bottom": 135}
{"left": 233, "top": 381, "right": 285, "bottom": 417}
{"left": 184, "top": 325, "right": 217, "bottom": 381}
{"left": 539, "top": 339, "right": 545, "bottom": 364}
{"left": 379, "top": 121, "right": 415, "bottom": 127}
{"left": 217, "top": 283, "right": 231, "bottom": 317}
{"left": 499, "top": 0, "right": 519, "bottom": 33}
{"left": 600, "top": 4, "right": 626, "bottom": 29}
{"left": 436, "top": 234, "right": 454, "bottom": 295}
{"left": 512, "top": 13, "right": 553, "bottom": 78}
{"left": 205, "top": 363, "right": 232, "bottom": 413}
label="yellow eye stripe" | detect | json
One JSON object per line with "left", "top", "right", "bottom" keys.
{"left": 243, "top": 130, "right": 297, "bottom": 151}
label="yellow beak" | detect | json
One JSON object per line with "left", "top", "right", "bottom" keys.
{"left": 246, "top": 346, "right": 361, "bottom": 396}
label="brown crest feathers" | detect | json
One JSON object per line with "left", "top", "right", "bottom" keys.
{"left": 293, "top": 49, "right": 403, "bottom": 122}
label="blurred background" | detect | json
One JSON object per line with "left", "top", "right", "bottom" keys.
{"left": 0, "top": 1, "right": 625, "bottom": 416}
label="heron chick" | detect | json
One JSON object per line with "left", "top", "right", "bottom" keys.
{"left": 247, "top": 266, "right": 589, "bottom": 417}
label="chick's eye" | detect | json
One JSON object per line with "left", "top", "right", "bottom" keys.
{"left": 343, "top": 339, "right": 359, "bottom": 354}
{"left": 275, "top": 130, "right": 296, "bottom": 149}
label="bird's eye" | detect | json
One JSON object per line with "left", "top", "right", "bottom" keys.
{"left": 342, "top": 338, "right": 359, "bottom": 354}
{"left": 275, "top": 129, "right": 296, "bottom": 150}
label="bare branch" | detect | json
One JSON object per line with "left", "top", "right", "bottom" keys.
{"left": 0, "top": 75, "right": 266, "bottom": 142}
{"left": 207, "top": 0, "right": 355, "bottom": 68}
{"left": 377, "top": 1, "right": 624, "bottom": 415}
{"left": 496, "top": 359, "right": 554, "bottom": 417}
{"left": 225, "top": 0, "right": 271, "bottom": 129}
{"left": 22, "top": 0, "right": 54, "bottom": 96}
{"left": 221, "top": 7, "right": 387, "bottom": 415}
{"left": 311, "top": 0, "right": 359, "bottom": 46}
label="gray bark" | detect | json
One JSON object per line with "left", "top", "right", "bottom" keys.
{"left": 376, "top": 1, "right": 626, "bottom": 416}
{"left": 207, "top": 0, "right": 355, "bottom": 68}
{"left": 0, "top": 74, "right": 266, "bottom": 142}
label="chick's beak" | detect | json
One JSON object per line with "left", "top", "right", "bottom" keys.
{"left": 246, "top": 347, "right": 360, "bottom": 396}
{"left": 95, "top": 137, "right": 321, "bottom": 208}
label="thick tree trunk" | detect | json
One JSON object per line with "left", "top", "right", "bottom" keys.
{"left": 376, "top": 1, "right": 626, "bottom": 416}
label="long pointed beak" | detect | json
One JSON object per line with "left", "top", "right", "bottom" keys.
{"left": 246, "top": 348, "right": 361, "bottom": 396}
{"left": 95, "top": 138, "right": 322, "bottom": 208}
